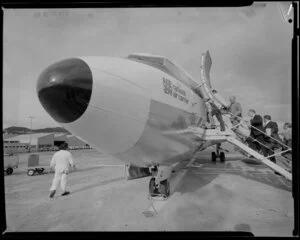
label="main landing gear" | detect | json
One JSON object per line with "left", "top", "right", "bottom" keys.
{"left": 211, "top": 143, "right": 226, "bottom": 163}
{"left": 149, "top": 165, "right": 172, "bottom": 199}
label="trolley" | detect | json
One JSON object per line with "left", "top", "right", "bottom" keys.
{"left": 27, "top": 154, "right": 50, "bottom": 176}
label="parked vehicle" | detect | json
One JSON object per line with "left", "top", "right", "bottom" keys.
{"left": 27, "top": 154, "right": 51, "bottom": 176}
{"left": 4, "top": 153, "right": 19, "bottom": 175}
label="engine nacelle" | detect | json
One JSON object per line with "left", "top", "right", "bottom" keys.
{"left": 37, "top": 57, "right": 151, "bottom": 156}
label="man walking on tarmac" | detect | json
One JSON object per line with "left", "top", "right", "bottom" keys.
{"left": 49, "top": 143, "right": 76, "bottom": 198}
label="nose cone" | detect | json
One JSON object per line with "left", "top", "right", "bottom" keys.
{"left": 37, "top": 58, "right": 93, "bottom": 123}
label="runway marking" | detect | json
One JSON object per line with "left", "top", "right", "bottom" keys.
{"left": 81, "top": 155, "right": 117, "bottom": 161}
{"left": 93, "top": 164, "right": 124, "bottom": 167}
{"left": 189, "top": 164, "right": 204, "bottom": 168}
{"left": 145, "top": 157, "right": 198, "bottom": 216}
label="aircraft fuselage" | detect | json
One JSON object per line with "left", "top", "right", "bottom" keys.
{"left": 37, "top": 56, "right": 208, "bottom": 167}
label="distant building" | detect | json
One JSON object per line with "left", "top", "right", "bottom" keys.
{"left": 3, "top": 133, "right": 54, "bottom": 153}
{"left": 3, "top": 134, "right": 18, "bottom": 140}
{"left": 3, "top": 132, "right": 92, "bottom": 153}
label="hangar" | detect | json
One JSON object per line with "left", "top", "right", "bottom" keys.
{"left": 54, "top": 133, "right": 67, "bottom": 147}
{"left": 53, "top": 133, "right": 90, "bottom": 149}
{"left": 67, "top": 135, "right": 90, "bottom": 149}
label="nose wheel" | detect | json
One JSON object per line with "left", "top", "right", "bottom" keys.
{"left": 212, "top": 152, "right": 217, "bottom": 162}
{"left": 211, "top": 143, "right": 226, "bottom": 163}
{"left": 149, "top": 178, "right": 170, "bottom": 198}
{"left": 149, "top": 165, "right": 171, "bottom": 198}
{"left": 220, "top": 152, "right": 225, "bottom": 163}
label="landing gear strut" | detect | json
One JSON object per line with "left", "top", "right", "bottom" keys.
{"left": 211, "top": 143, "right": 226, "bottom": 163}
{"left": 149, "top": 165, "right": 171, "bottom": 199}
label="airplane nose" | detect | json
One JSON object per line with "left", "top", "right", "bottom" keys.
{"left": 37, "top": 58, "right": 93, "bottom": 123}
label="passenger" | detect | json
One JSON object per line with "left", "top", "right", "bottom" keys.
{"left": 233, "top": 115, "right": 251, "bottom": 142}
{"left": 229, "top": 96, "right": 243, "bottom": 127}
{"left": 280, "top": 122, "right": 292, "bottom": 160}
{"left": 211, "top": 89, "right": 230, "bottom": 110}
{"left": 263, "top": 115, "right": 281, "bottom": 163}
{"left": 245, "top": 109, "right": 268, "bottom": 157}
{"left": 281, "top": 122, "right": 292, "bottom": 146}
{"left": 205, "top": 98, "right": 226, "bottom": 131}
{"left": 204, "top": 99, "right": 215, "bottom": 128}
{"left": 49, "top": 143, "right": 76, "bottom": 198}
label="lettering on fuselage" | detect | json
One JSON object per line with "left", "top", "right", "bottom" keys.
{"left": 162, "top": 77, "right": 189, "bottom": 104}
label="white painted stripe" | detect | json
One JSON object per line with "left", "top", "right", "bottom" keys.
{"left": 91, "top": 164, "right": 125, "bottom": 167}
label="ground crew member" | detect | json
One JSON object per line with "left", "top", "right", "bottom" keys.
{"left": 49, "top": 143, "right": 76, "bottom": 198}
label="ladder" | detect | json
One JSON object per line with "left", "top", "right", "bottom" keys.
{"left": 189, "top": 127, "right": 292, "bottom": 181}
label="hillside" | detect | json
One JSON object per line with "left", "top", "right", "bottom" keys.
{"left": 3, "top": 126, "right": 70, "bottom": 135}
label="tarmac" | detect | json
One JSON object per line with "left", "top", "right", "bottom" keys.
{"left": 4, "top": 145, "right": 293, "bottom": 235}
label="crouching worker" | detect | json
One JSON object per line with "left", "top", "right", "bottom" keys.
{"left": 49, "top": 143, "right": 76, "bottom": 198}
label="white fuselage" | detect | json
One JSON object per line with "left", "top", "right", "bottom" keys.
{"left": 39, "top": 56, "right": 209, "bottom": 167}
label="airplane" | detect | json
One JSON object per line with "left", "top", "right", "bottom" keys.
{"left": 36, "top": 50, "right": 292, "bottom": 199}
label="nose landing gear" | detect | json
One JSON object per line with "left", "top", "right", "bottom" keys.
{"left": 149, "top": 178, "right": 170, "bottom": 199}
{"left": 211, "top": 143, "right": 226, "bottom": 163}
{"left": 149, "top": 165, "right": 172, "bottom": 199}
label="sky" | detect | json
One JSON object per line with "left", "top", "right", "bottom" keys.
{"left": 3, "top": 2, "right": 293, "bottom": 130}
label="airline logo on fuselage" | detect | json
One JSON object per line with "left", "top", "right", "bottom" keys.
{"left": 162, "top": 77, "right": 189, "bottom": 104}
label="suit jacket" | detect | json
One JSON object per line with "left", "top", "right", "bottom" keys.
{"left": 263, "top": 121, "right": 281, "bottom": 145}
{"left": 250, "top": 114, "right": 264, "bottom": 138}
{"left": 209, "top": 102, "right": 221, "bottom": 116}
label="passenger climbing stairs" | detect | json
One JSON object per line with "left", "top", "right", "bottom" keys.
{"left": 188, "top": 122, "right": 292, "bottom": 182}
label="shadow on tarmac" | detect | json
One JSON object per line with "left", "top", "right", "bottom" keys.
{"left": 70, "top": 176, "right": 126, "bottom": 195}
{"left": 4, "top": 165, "right": 109, "bottom": 177}
{"left": 177, "top": 156, "right": 292, "bottom": 194}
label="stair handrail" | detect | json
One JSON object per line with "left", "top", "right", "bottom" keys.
{"left": 225, "top": 111, "right": 292, "bottom": 151}
{"left": 220, "top": 112, "right": 292, "bottom": 163}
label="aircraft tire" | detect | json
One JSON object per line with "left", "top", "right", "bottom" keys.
{"left": 220, "top": 152, "right": 225, "bottom": 163}
{"left": 212, "top": 152, "right": 217, "bottom": 162}
{"left": 27, "top": 169, "right": 35, "bottom": 176}
{"left": 6, "top": 167, "right": 13, "bottom": 175}
{"left": 149, "top": 178, "right": 158, "bottom": 197}
{"left": 160, "top": 179, "right": 170, "bottom": 197}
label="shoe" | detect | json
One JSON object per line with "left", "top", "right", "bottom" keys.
{"left": 49, "top": 190, "right": 56, "bottom": 198}
{"left": 61, "top": 191, "right": 70, "bottom": 196}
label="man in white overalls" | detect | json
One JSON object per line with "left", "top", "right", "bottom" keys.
{"left": 49, "top": 143, "right": 76, "bottom": 198}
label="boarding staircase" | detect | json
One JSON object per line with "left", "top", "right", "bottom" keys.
{"left": 189, "top": 113, "right": 292, "bottom": 182}
{"left": 189, "top": 50, "right": 293, "bottom": 181}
